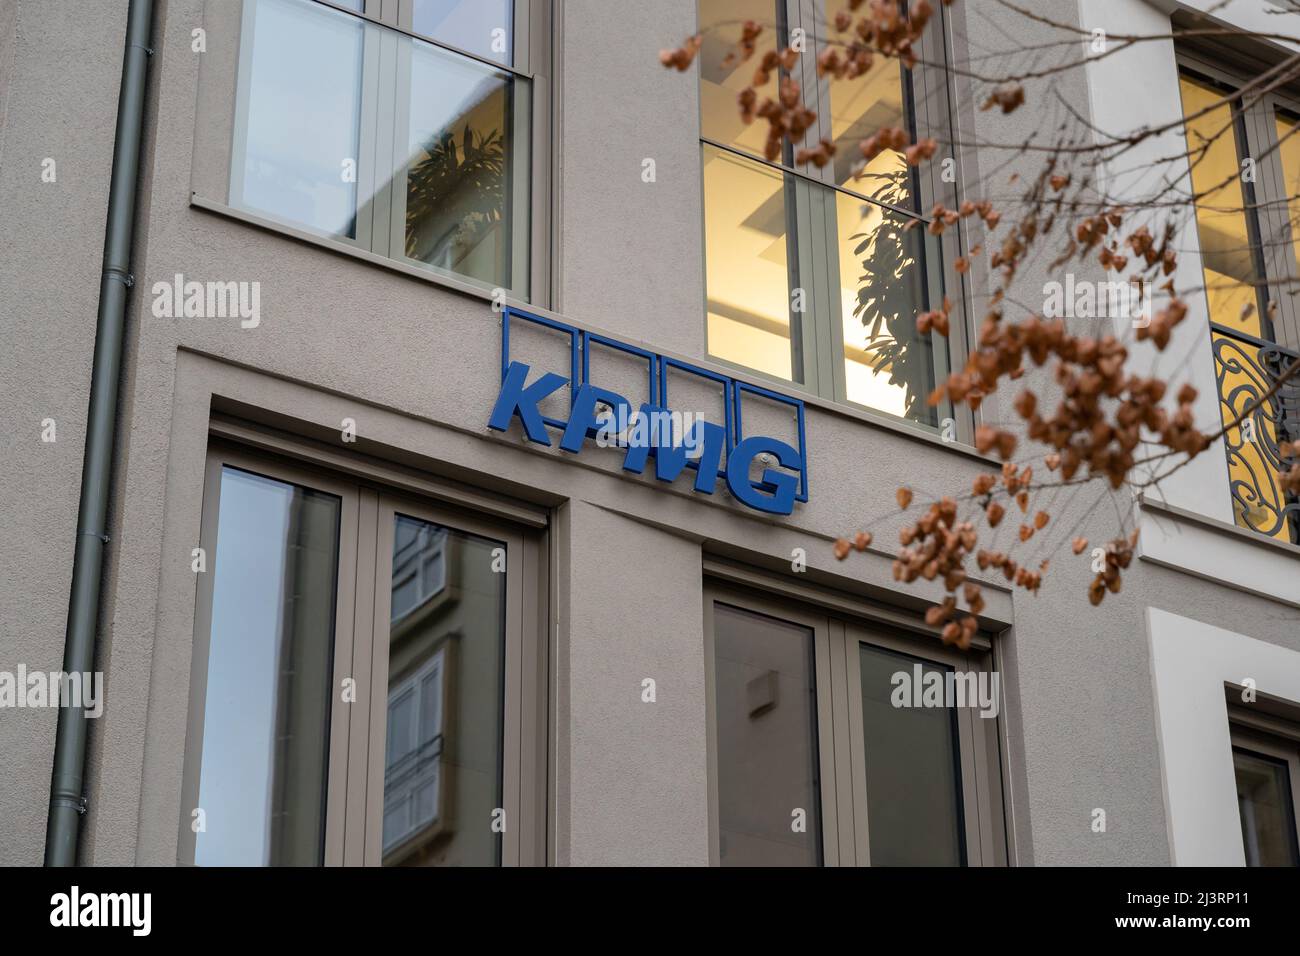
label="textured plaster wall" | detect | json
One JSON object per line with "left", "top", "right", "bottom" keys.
{"left": 0, "top": 0, "right": 127, "bottom": 866}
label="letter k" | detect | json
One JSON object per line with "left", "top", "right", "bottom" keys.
{"left": 488, "top": 361, "right": 568, "bottom": 445}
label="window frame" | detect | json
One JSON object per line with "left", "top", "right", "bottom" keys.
{"left": 696, "top": 0, "right": 969, "bottom": 438}
{"left": 1225, "top": 707, "right": 1300, "bottom": 866}
{"left": 180, "top": 440, "right": 549, "bottom": 866}
{"left": 196, "top": 0, "right": 552, "bottom": 305}
{"left": 702, "top": 576, "right": 1008, "bottom": 866}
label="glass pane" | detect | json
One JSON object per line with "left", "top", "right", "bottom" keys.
{"left": 858, "top": 643, "right": 964, "bottom": 865}
{"left": 836, "top": 189, "right": 937, "bottom": 423}
{"left": 703, "top": 144, "right": 799, "bottom": 381}
{"left": 822, "top": 0, "right": 912, "bottom": 199}
{"left": 1234, "top": 748, "right": 1300, "bottom": 866}
{"left": 412, "top": 0, "right": 513, "bottom": 65}
{"left": 401, "top": 37, "right": 529, "bottom": 293}
{"left": 712, "top": 603, "right": 821, "bottom": 865}
{"left": 195, "top": 468, "right": 341, "bottom": 866}
{"left": 698, "top": 0, "right": 785, "bottom": 160}
{"left": 1275, "top": 112, "right": 1300, "bottom": 289}
{"left": 233, "top": 0, "right": 364, "bottom": 238}
{"left": 381, "top": 514, "right": 505, "bottom": 866}
{"left": 1179, "top": 74, "right": 1266, "bottom": 335}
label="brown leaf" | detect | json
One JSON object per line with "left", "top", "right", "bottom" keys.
{"left": 896, "top": 487, "right": 913, "bottom": 510}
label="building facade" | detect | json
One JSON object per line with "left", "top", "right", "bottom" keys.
{"left": 0, "top": 0, "right": 1298, "bottom": 866}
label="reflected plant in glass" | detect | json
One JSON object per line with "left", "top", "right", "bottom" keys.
{"left": 405, "top": 122, "right": 506, "bottom": 270}
{"left": 845, "top": 161, "right": 933, "bottom": 421}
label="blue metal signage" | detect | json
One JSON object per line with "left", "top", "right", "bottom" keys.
{"left": 488, "top": 307, "right": 808, "bottom": 515}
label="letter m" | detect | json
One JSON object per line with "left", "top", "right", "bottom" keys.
{"left": 622, "top": 404, "right": 725, "bottom": 494}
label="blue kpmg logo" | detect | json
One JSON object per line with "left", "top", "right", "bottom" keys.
{"left": 487, "top": 307, "right": 809, "bottom": 515}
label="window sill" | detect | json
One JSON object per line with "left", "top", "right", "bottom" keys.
{"left": 189, "top": 193, "right": 999, "bottom": 467}
{"left": 190, "top": 192, "right": 512, "bottom": 306}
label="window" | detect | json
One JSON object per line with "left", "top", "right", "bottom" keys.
{"left": 194, "top": 0, "right": 545, "bottom": 300}
{"left": 1176, "top": 56, "right": 1300, "bottom": 543}
{"left": 697, "top": 0, "right": 961, "bottom": 431}
{"left": 180, "top": 444, "right": 546, "bottom": 866}
{"left": 1226, "top": 701, "right": 1300, "bottom": 866}
{"left": 704, "top": 582, "right": 1007, "bottom": 866}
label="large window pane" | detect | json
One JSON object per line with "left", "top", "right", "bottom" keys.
{"left": 401, "top": 38, "right": 528, "bottom": 292}
{"left": 196, "top": 468, "right": 341, "bottom": 866}
{"left": 1234, "top": 748, "right": 1300, "bottom": 866}
{"left": 412, "top": 0, "right": 513, "bottom": 65}
{"left": 233, "top": 0, "right": 364, "bottom": 238}
{"left": 381, "top": 514, "right": 506, "bottom": 866}
{"left": 713, "top": 603, "right": 821, "bottom": 865}
{"left": 858, "top": 643, "right": 964, "bottom": 865}
{"left": 1179, "top": 74, "right": 1266, "bottom": 335}
{"left": 698, "top": 0, "right": 785, "bottom": 160}
{"left": 835, "top": 188, "right": 937, "bottom": 423}
{"left": 703, "top": 144, "right": 799, "bottom": 381}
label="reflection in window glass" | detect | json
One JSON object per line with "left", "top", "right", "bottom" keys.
{"left": 1275, "top": 112, "right": 1300, "bottom": 287}
{"left": 382, "top": 515, "right": 505, "bottom": 866}
{"left": 859, "top": 643, "right": 964, "bottom": 865}
{"left": 196, "top": 468, "right": 341, "bottom": 866}
{"left": 412, "top": 0, "right": 513, "bottom": 65}
{"left": 402, "top": 38, "right": 527, "bottom": 292}
{"left": 1178, "top": 74, "right": 1266, "bottom": 335}
{"left": 703, "top": 145, "right": 799, "bottom": 381}
{"left": 1234, "top": 748, "right": 1300, "bottom": 866}
{"left": 835, "top": 182, "right": 936, "bottom": 423}
{"left": 823, "top": 0, "right": 911, "bottom": 198}
{"left": 234, "top": 0, "right": 363, "bottom": 238}
{"left": 698, "top": 0, "right": 785, "bottom": 160}
{"left": 713, "top": 604, "right": 821, "bottom": 865}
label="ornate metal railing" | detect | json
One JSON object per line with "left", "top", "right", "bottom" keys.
{"left": 1209, "top": 324, "right": 1300, "bottom": 543}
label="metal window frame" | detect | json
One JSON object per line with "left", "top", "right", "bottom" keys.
{"left": 696, "top": 0, "right": 965, "bottom": 436}
{"left": 1226, "top": 718, "right": 1300, "bottom": 866}
{"left": 179, "top": 439, "right": 549, "bottom": 867}
{"left": 702, "top": 575, "right": 1008, "bottom": 867}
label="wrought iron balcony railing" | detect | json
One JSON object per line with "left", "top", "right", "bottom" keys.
{"left": 1210, "top": 323, "right": 1300, "bottom": 544}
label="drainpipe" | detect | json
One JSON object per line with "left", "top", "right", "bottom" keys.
{"left": 44, "top": 0, "right": 154, "bottom": 867}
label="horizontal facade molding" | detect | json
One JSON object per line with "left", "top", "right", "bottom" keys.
{"left": 1138, "top": 496, "right": 1300, "bottom": 609}
{"left": 188, "top": 194, "right": 1003, "bottom": 469}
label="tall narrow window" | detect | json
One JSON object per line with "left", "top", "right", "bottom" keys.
{"left": 194, "top": 467, "right": 341, "bottom": 866}
{"left": 857, "top": 644, "right": 964, "bottom": 865}
{"left": 1178, "top": 65, "right": 1300, "bottom": 543}
{"left": 1234, "top": 748, "right": 1300, "bottom": 866}
{"left": 711, "top": 603, "right": 822, "bottom": 865}
{"left": 698, "top": 0, "right": 951, "bottom": 428}
{"left": 380, "top": 515, "right": 507, "bottom": 866}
